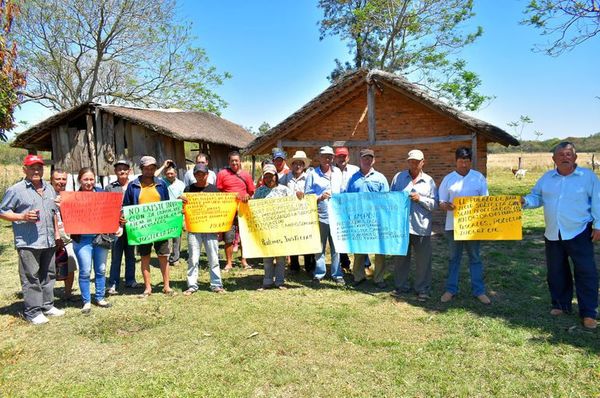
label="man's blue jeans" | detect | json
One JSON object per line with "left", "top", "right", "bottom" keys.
{"left": 544, "top": 224, "right": 598, "bottom": 318}
{"left": 444, "top": 231, "right": 485, "bottom": 296}
{"left": 108, "top": 232, "right": 136, "bottom": 288}
{"left": 314, "top": 221, "right": 342, "bottom": 280}
{"left": 73, "top": 235, "right": 109, "bottom": 304}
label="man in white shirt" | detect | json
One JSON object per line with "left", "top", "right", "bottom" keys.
{"left": 334, "top": 146, "right": 360, "bottom": 272}
{"left": 438, "top": 147, "right": 491, "bottom": 305}
{"left": 184, "top": 153, "right": 217, "bottom": 186}
{"left": 522, "top": 142, "right": 599, "bottom": 329}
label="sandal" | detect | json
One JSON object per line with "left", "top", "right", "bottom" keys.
{"left": 183, "top": 288, "right": 196, "bottom": 296}
{"left": 223, "top": 265, "right": 233, "bottom": 273}
{"left": 138, "top": 291, "right": 152, "bottom": 299}
{"left": 243, "top": 264, "right": 253, "bottom": 270}
{"left": 163, "top": 289, "right": 177, "bottom": 297}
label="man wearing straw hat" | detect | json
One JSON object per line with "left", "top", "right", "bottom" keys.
{"left": 280, "top": 150, "right": 315, "bottom": 275}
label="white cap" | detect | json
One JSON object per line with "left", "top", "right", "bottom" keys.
{"left": 407, "top": 149, "right": 424, "bottom": 161}
{"left": 319, "top": 146, "right": 334, "bottom": 155}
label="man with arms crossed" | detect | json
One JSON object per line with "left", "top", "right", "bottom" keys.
{"left": 522, "top": 142, "right": 599, "bottom": 329}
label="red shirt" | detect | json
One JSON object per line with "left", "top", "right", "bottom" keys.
{"left": 216, "top": 168, "right": 255, "bottom": 196}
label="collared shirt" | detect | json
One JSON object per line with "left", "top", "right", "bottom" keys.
{"left": 279, "top": 172, "right": 307, "bottom": 193}
{"left": 184, "top": 168, "right": 217, "bottom": 186}
{"left": 338, "top": 163, "right": 359, "bottom": 192}
{"left": 304, "top": 165, "right": 343, "bottom": 223}
{"left": 0, "top": 179, "right": 57, "bottom": 249}
{"left": 163, "top": 178, "right": 186, "bottom": 200}
{"left": 346, "top": 168, "right": 389, "bottom": 193}
{"left": 439, "top": 169, "right": 488, "bottom": 231}
{"left": 253, "top": 184, "right": 293, "bottom": 199}
{"left": 390, "top": 170, "right": 438, "bottom": 236}
{"left": 523, "top": 166, "right": 600, "bottom": 241}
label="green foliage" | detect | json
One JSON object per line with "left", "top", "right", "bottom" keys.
{"left": 522, "top": 0, "right": 600, "bottom": 56}
{"left": 489, "top": 132, "right": 600, "bottom": 153}
{"left": 318, "top": 0, "right": 490, "bottom": 111}
{"left": 13, "top": 0, "right": 229, "bottom": 114}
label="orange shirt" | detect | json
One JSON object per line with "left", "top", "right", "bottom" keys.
{"left": 139, "top": 182, "right": 161, "bottom": 204}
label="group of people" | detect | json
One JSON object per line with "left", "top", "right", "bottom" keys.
{"left": 0, "top": 141, "right": 597, "bottom": 329}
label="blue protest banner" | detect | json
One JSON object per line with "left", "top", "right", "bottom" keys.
{"left": 328, "top": 191, "right": 410, "bottom": 255}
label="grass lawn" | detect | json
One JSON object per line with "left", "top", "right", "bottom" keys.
{"left": 1, "top": 164, "right": 599, "bottom": 397}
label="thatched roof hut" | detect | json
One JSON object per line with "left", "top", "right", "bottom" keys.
{"left": 12, "top": 102, "right": 255, "bottom": 176}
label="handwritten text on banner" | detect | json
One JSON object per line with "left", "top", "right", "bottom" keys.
{"left": 183, "top": 192, "right": 238, "bottom": 233}
{"left": 238, "top": 195, "right": 321, "bottom": 258}
{"left": 60, "top": 191, "right": 123, "bottom": 234}
{"left": 453, "top": 195, "right": 522, "bottom": 240}
{"left": 329, "top": 191, "right": 410, "bottom": 255}
{"left": 123, "top": 200, "right": 183, "bottom": 245}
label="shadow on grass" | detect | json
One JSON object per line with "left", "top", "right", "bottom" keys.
{"left": 359, "top": 227, "right": 600, "bottom": 354}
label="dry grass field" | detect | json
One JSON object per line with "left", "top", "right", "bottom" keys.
{"left": 487, "top": 152, "right": 599, "bottom": 171}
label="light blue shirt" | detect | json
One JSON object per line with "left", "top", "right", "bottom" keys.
{"left": 164, "top": 178, "right": 186, "bottom": 200}
{"left": 390, "top": 170, "right": 438, "bottom": 236}
{"left": 439, "top": 169, "right": 488, "bottom": 231}
{"left": 523, "top": 166, "right": 600, "bottom": 241}
{"left": 346, "top": 168, "right": 389, "bottom": 193}
{"left": 304, "top": 166, "right": 343, "bottom": 223}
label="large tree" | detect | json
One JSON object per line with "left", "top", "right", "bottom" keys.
{"left": 13, "top": 0, "right": 229, "bottom": 113}
{"left": 318, "top": 0, "right": 488, "bottom": 111}
{"left": 522, "top": 0, "right": 600, "bottom": 56}
{"left": 0, "top": 0, "right": 26, "bottom": 141}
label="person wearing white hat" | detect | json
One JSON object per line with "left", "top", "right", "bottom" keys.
{"left": 280, "top": 150, "right": 316, "bottom": 274}
{"left": 304, "top": 146, "right": 345, "bottom": 284}
{"left": 389, "top": 149, "right": 438, "bottom": 301}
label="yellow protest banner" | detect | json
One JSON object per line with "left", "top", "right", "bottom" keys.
{"left": 183, "top": 192, "right": 238, "bottom": 233}
{"left": 454, "top": 195, "right": 522, "bottom": 240}
{"left": 238, "top": 194, "right": 322, "bottom": 258}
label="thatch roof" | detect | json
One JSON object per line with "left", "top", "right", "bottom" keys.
{"left": 12, "top": 102, "right": 255, "bottom": 151}
{"left": 245, "top": 69, "right": 518, "bottom": 154}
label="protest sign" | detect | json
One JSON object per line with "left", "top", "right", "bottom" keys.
{"left": 329, "top": 191, "right": 410, "bottom": 255}
{"left": 123, "top": 200, "right": 183, "bottom": 245}
{"left": 60, "top": 191, "right": 123, "bottom": 234}
{"left": 238, "top": 195, "right": 321, "bottom": 258}
{"left": 453, "top": 195, "right": 522, "bottom": 240}
{"left": 183, "top": 192, "right": 237, "bottom": 233}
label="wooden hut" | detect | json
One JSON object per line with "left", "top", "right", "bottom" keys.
{"left": 244, "top": 69, "right": 518, "bottom": 182}
{"left": 12, "top": 102, "right": 255, "bottom": 180}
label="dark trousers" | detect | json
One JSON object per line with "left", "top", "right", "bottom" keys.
{"left": 108, "top": 231, "right": 136, "bottom": 288}
{"left": 290, "top": 254, "right": 316, "bottom": 274}
{"left": 17, "top": 247, "right": 56, "bottom": 320}
{"left": 340, "top": 253, "right": 351, "bottom": 269}
{"left": 544, "top": 224, "right": 598, "bottom": 318}
{"left": 169, "top": 234, "right": 181, "bottom": 264}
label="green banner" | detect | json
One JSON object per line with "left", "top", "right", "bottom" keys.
{"left": 123, "top": 200, "right": 183, "bottom": 245}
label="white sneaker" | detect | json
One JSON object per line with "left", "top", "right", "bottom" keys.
{"left": 81, "top": 302, "right": 92, "bottom": 314}
{"left": 106, "top": 286, "right": 118, "bottom": 295}
{"left": 43, "top": 306, "right": 65, "bottom": 317}
{"left": 30, "top": 313, "right": 49, "bottom": 325}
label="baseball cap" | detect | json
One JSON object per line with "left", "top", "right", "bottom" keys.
{"left": 193, "top": 163, "right": 209, "bottom": 174}
{"left": 319, "top": 146, "right": 334, "bottom": 155}
{"left": 407, "top": 149, "right": 424, "bottom": 161}
{"left": 113, "top": 159, "right": 130, "bottom": 168}
{"left": 334, "top": 147, "right": 349, "bottom": 156}
{"left": 262, "top": 164, "right": 277, "bottom": 176}
{"left": 139, "top": 156, "right": 157, "bottom": 167}
{"left": 23, "top": 154, "right": 44, "bottom": 166}
{"left": 360, "top": 149, "right": 375, "bottom": 157}
{"left": 272, "top": 150, "right": 286, "bottom": 160}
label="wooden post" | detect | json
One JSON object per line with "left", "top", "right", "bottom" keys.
{"left": 518, "top": 157, "right": 522, "bottom": 170}
{"left": 367, "top": 84, "right": 376, "bottom": 144}
{"left": 471, "top": 132, "right": 478, "bottom": 170}
{"left": 592, "top": 154, "right": 596, "bottom": 171}
{"left": 86, "top": 112, "right": 98, "bottom": 172}
{"left": 251, "top": 155, "right": 256, "bottom": 180}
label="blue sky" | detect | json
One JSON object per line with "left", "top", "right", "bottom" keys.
{"left": 13, "top": 0, "right": 600, "bottom": 141}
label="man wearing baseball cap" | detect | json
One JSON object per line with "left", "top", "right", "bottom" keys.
{"left": 304, "top": 145, "right": 345, "bottom": 284}
{"left": 390, "top": 149, "right": 438, "bottom": 301}
{"left": 334, "top": 147, "right": 360, "bottom": 272}
{"left": 346, "top": 149, "right": 391, "bottom": 289}
{"left": 272, "top": 149, "right": 290, "bottom": 180}
{"left": 0, "top": 155, "right": 64, "bottom": 324}
{"left": 122, "top": 155, "right": 175, "bottom": 297}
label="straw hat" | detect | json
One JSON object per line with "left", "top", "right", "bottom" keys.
{"left": 288, "top": 150, "right": 311, "bottom": 167}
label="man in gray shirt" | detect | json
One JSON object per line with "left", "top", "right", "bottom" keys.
{"left": 389, "top": 149, "right": 438, "bottom": 301}
{"left": 0, "top": 155, "right": 64, "bottom": 324}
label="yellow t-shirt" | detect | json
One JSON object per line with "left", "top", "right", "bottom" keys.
{"left": 139, "top": 182, "right": 161, "bottom": 204}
